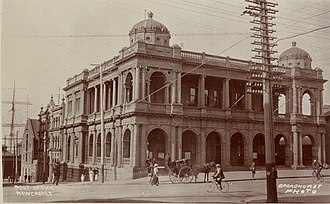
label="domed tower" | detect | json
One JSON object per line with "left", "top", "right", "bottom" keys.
{"left": 129, "top": 11, "right": 171, "bottom": 47}
{"left": 278, "top": 41, "right": 312, "bottom": 69}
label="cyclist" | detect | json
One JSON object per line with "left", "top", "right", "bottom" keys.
{"left": 212, "top": 164, "right": 225, "bottom": 190}
{"left": 312, "top": 160, "right": 324, "bottom": 180}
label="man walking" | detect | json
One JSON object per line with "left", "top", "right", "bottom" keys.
{"left": 53, "top": 162, "right": 61, "bottom": 185}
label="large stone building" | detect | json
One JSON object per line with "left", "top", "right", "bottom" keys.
{"left": 44, "top": 12, "right": 326, "bottom": 181}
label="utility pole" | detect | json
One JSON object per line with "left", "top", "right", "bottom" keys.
{"left": 91, "top": 63, "right": 105, "bottom": 183}
{"left": 244, "top": 0, "right": 284, "bottom": 202}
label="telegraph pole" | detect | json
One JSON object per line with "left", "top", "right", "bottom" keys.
{"left": 244, "top": 0, "right": 282, "bottom": 202}
{"left": 91, "top": 63, "right": 105, "bottom": 183}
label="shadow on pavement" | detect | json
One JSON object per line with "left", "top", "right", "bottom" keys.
{"left": 52, "top": 198, "right": 170, "bottom": 203}
{"left": 248, "top": 195, "right": 330, "bottom": 203}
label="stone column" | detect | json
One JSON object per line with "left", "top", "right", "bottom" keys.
{"left": 223, "top": 78, "right": 230, "bottom": 109}
{"left": 132, "top": 124, "right": 139, "bottom": 166}
{"left": 322, "top": 133, "right": 326, "bottom": 163}
{"left": 92, "top": 131, "right": 97, "bottom": 164}
{"left": 171, "top": 73, "right": 177, "bottom": 104}
{"left": 200, "top": 75, "right": 205, "bottom": 106}
{"left": 177, "top": 72, "right": 182, "bottom": 104}
{"left": 318, "top": 134, "right": 322, "bottom": 163}
{"left": 110, "top": 127, "right": 115, "bottom": 166}
{"left": 177, "top": 126, "right": 182, "bottom": 159}
{"left": 171, "top": 126, "right": 176, "bottom": 161}
{"left": 112, "top": 79, "right": 117, "bottom": 107}
{"left": 298, "top": 132, "right": 303, "bottom": 166}
{"left": 292, "top": 127, "right": 298, "bottom": 169}
{"left": 135, "top": 67, "right": 140, "bottom": 101}
{"left": 141, "top": 124, "right": 147, "bottom": 166}
{"left": 146, "top": 81, "right": 151, "bottom": 102}
{"left": 94, "top": 86, "right": 98, "bottom": 113}
{"left": 200, "top": 128, "right": 206, "bottom": 164}
{"left": 142, "top": 67, "right": 146, "bottom": 100}
{"left": 117, "top": 126, "right": 123, "bottom": 167}
{"left": 118, "top": 74, "right": 123, "bottom": 105}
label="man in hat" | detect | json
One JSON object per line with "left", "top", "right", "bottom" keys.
{"left": 212, "top": 164, "right": 225, "bottom": 190}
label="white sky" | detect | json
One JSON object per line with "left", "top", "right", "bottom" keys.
{"left": 2, "top": 0, "right": 330, "bottom": 138}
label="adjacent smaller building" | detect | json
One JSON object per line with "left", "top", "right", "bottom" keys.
{"left": 20, "top": 118, "right": 40, "bottom": 182}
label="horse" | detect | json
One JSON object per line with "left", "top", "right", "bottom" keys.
{"left": 192, "top": 161, "right": 216, "bottom": 182}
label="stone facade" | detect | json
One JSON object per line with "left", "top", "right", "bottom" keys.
{"left": 38, "top": 13, "right": 327, "bottom": 181}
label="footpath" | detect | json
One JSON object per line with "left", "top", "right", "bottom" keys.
{"left": 3, "top": 168, "right": 330, "bottom": 186}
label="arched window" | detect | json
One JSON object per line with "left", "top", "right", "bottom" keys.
{"left": 125, "top": 73, "right": 133, "bottom": 103}
{"left": 123, "top": 130, "right": 131, "bottom": 158}
{"left": 97, "top": 134, "right": 101, "bottom": 157}
{"left": 302, "top": 93, "right": 311, "bottom": 115}
{"left": 88, "top": 134, "right": 93, "bottom": 157}
{"left": 106, "top": 132, "right": 111, "bottom": 157}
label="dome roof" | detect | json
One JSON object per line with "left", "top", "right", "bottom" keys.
{"left": 129, "top": 12, "right": 170, "bottom": 35}
{"left": 279, "top": 41, "right": 311, "bottom": 61}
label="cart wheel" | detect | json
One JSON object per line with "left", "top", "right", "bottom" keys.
{"left": 169, "top": 169, "right": 182, "bottom": 184}
{"left": 179, "top": 166, "right": 194, "bottom": 183}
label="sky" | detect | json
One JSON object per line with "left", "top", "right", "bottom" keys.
{"left": 2, "top": 0, "right": 330, "bottom": 139}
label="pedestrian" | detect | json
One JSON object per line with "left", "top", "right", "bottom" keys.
{"left": 24, "top": 174, "right": 27, "bottom": 183}
{"left": 165, "top": 153, "right": 171, "bottom": 172}
{"left": 250, "top": 161, "right": 256, "bottom": 178}
{"left": 150, "top": 163, "right": 159, "bottom": 186}
{"left": 89, "top": 168, "right": 94, "bottom": 182}
{"left": 81, "top": 173, "right": 85, "bottom": 183}
{"left": 94, "top": 168, "right": 99, "bottom": 181}
{"left": 53, "top": 162, "right": 61, "bottom": 185}
{"left": 28, "top": 175, "right": 31, "bottom": 183}
{"left": 146, "top": 156, "right": 151, "bottom": 176}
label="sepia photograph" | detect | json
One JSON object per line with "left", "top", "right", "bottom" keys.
{"left": 1, "top": 0, "right": 330, "bottom": 203}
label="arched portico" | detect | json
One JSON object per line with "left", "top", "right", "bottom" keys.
{"left": 253, "top": 134, "right": 265, "bottom": 166}
{"left": 230, "top": 132, "right": 245, "bottom": 166}
{"left": 147, "top": 128, "right": 167, "bottom": 165}
{"left": 206, "top": 131, "right": 221, "bottom": 164}
{"left": 182, "top": 130, "right": 197, "bottom": 165}
{"left": 275, "top": 135, "right": 286, "bottom": 165}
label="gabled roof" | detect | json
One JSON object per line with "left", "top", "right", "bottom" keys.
{"left": 29, "top": 118, "right": 40, "bottom": 140}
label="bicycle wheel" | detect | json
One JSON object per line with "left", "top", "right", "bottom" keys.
{"left": 319, "top": 174, "right": 324, "bottom": 182}
{"left": 205, "top": 182, "right": 218, "bottom": 193}
{"left": 220, "top": 181, "right": 229, "bottom": 193}
{"left": 312, "top": 175, "right": 318, "bottom": 183}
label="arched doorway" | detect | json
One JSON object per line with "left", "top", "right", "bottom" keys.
{"left": 302, "top": 135, "right": 313, "bottom": 165}
{"left": 182, "top": 130, "right": 197, "bottom": 165}
{"left": 253, "top": 134, "right": 265, "bottom": 166}
{"left": 147, "top": 129, "right": 166, "bottom": 165}
{"left": 206, "top": 132, "right": 221, "bottom": 164}
{"left": 230, "top": 133, "right": 245, "bottom": 166}
{"left": 88, "top": 134, "right": 93, "bottom": 157}
{"left": 150, "top": 72, "right": 166, "bottom": 103}
{"left": 106, "top": 132, "right": 111, "bottom": 158}
{"left": 275, "top": 135, "right": 286, "bottom": 165}
{"left": 302, "top": 92, "right": 312, "bottom": 116}
{"left": 67, "top": 136, "right": 71, "bottom": 162}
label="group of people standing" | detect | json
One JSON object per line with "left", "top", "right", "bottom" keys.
{"left": 80, "top": 167, "right": 98, "bottom": 183}
{"left": 146, "top": 156, "right": 160, "bottom": 186}
{"left": 23, "top": 174, "right": 32, "bottom": 183}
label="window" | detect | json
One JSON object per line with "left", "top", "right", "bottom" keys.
{"left": 189, "top": 88, "right": 197, "bottom": 105}
{"left": 97, "top": 134, "right": 101, "bottom": 157}
{"left": 213, "top": 90, "right": 221, "bottom": 107}
{"left": 205, "top": 90, "right": 209, "bottom": 106}
{"left": 106, "top": 133, "right": 111, "bottom": 157}
{"left": 68, "top": 95, "right": 73, "bottom": 115}
{"left": 123, "top": 131, "right": 131, "bottom": 158}
{"left": 75, "top": 97, "right": 80, "bottom": 114}
{"left": 88, "top": 135, "right": 93, "bottom": 157}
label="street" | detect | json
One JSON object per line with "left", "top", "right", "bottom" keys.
{"left": 3, "top": 169, "right": 330, "bottom": 203}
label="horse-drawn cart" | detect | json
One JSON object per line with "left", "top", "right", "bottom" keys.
{"left": 168, "top": 158, "right": 195, "bottom": 184}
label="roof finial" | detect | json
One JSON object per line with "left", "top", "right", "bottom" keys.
{"left": 292, "top": 41, "right": 296, "bottom": 47}
{"left": 147, "top": 11, "right": 153, "bottom": 19}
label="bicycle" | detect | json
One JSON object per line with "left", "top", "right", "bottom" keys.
{"left": 312, "top": 169, "right": 324, "bottom": 183}
{"left": 205, "top": 180, "right": 229, "bottom": 193}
